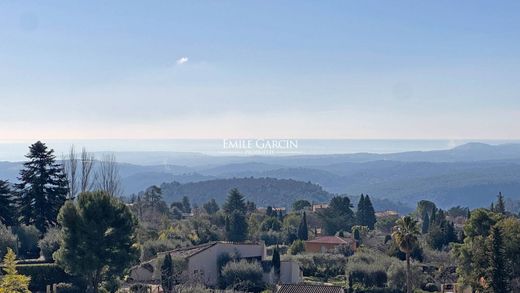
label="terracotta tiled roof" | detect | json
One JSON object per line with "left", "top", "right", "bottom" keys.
{"left": 305, "top": 236, "right": 351, "bottom": 245}
{"left": 277, "top": 284, "right": 344, "bottom": 293}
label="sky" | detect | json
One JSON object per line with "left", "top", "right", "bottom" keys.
{"left": 1, "top": 1, "right": 520, "bottom": 140}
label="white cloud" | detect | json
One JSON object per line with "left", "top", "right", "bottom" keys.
{"left": 176, "top": 57, "right": 189, "bottom": 65}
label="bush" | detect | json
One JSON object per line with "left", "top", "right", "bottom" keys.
{"left": 259, "top": 230, "right": 284, "bottom": 246}
{"left": 334, "top": 243, "right": 354, "bottom": 257}
{"left": 13, "top": 225, "right": 40, "bottom": 259}
{"left": 220, "top": 260, "right": 265, "bottom": 292}
{"left": 15, "top": 263, "right": 72, "bottom": 292}
{"left": 141, "top": 239, "right": 178, "bottom": 261}
{"left": 55, "top": 282, "right": 83, "bottom": 293}
{"left": 289, "top": 240, "right": 305, "bottom": 255}
{"left": 286, "top": 253, "right": 347, "bottom": 280}
{"left": 129, "top": 283, "right": 150, "bottom": 293}
{"left": 423, "top": 283, "right": 439, "bottom": 292}
{"left": 39, "top": 227, "right": 61, "bottom": 261}
{"left": 0, "top": 223, "right": 17, "bottom": 259}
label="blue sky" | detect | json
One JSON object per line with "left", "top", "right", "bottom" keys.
{"left": 1, "top": 1, "right": 519, "bottom": 140}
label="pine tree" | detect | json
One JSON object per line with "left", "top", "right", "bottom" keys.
{"left": 363, "top": 195, "right": 377, "bottom": 230}
{"left": 0, "top": 180, "right": 16, "bottom": 226}
{"left": 495, "top": 192, "right": 506, "bottom": 214}
{"left": 226, "top": 211, "right": 248, "bottom": 242}
{"left": 488, "top": 226, "right": 510, "bottom": 293}
{"left": 161, "top": 254, "right": 174, "bottom": 293}
{"left": 15, "top": 141, "right": 68, "bottom": 233}
{"left": 298, "top": 211, "right": 308, "bottom": 240}
{"left": 223, "top": 188, "right": 247, "bottom": 215}
{"left": 421, "top": 212, "right": 430, "bottom": 234}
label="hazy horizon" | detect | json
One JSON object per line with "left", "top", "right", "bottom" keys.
{"left": 1, "top": 138, "right": 520, "bottom": 162}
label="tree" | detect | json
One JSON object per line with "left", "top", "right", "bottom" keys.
{"left": 0, "top": 180, "right": 16, "bottom": 227}
{"left": 292, "top": 199, "right": 311, "bottom": 211}
{"left": 226, "top": 211, "right": 248, "bottom": 242}
{"left": 203, "top": 199, "right": 220, "bottom": 214}
{"left": 357, "top": 194, "right": 377, "bottom": 229}
{"left": 62, "top": 145, "right": 78, "bottom": 199}
{"left": 421, "top": 212, "right": 430, "bottom": 234}
{"left": 318, "top": 196, "right": 355, "bottom": 235}
{"left": 223, "top": 188, "right": 247, "bottom": 215}
{"left": 161, "top": 254, "right": 174, "bottom": 293}
{"left": 298, "top": 211, "right": 308, "bottom": 240}
{"left": 220, "top": 260, "right": 265, "bottom": 292}
{"left": 15, "top": 141, "right": 69, "bottom": 233}
{"left": 80, "top": 147, "right": 95, "bottom": 193}
{"left": 181, "top": 196, "right": 191, "bottom": 213}
{"left": 0, "top": 248, "right": 31, "bottom": 293}
{"left": 272, "top": 247, "right": 281, "bottom": 277}
{"left": 54, "top": 191, "right": 139, "bottom": 293}
{"left": 392, "top": 216, "right": 420, "bottom": 293}
{"left": 488, "top": 226, "right": 511, "bottom": 293}
{"left": 97, "top": 154, "right": 122, "bottom": 197}
{"left": 495, "top": 192, "right": 506, "bottom": 214}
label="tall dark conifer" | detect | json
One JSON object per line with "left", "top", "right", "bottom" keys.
{"left": 488, "top": 226, "right": 510, "bottom": 293}
{"left": 223, "top": 188, "right": 247, "bottom": 215}
{"left": 15, "top": 141, "right": 68, "bottom": 233}
{"left": 0, "top": 180, "right": 16, "bottom": 226}
{"left": 363, "top": 195, "right": 377, "bottom": 230}
{"left": 421, "top": 212, "right": 430, "bottom": 234}
{"left": 356, "top": 194, "right": 366, "bottom": 226}
{"left": 298, "top": 211, "right": 308, "bottom": 240}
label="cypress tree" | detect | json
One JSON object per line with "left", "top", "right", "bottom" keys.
{"left": 298, "top": 211, "right": 308, "bottom": 240}
{"left": 0, "top": 180, "right": 16, "bottom": 226}
{"left": 15, "top": 141, "right": 68, "bottom": 233}
{"left": 161, "top": 254, "right": 174, "bottom": 293}
{"left": 272, "top": 246, "right": 281, "bottom": 277}
{"left": 488, "top": 226, "right": 510, "bottom": 293}
{"left": 356, "top": 194, "right": 366, "bottom": 226}
{"left": 421, "top": 212, "right": 430, "bottom": 234}
{"left": 364, "top": 195, "right": 377, "bottom": 230}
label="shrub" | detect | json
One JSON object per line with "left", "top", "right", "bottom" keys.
{"left": 334, "top": 243, "right": 354, "bottom": 257}
{"left": 141, "top": 239, "right": 178, "bottom": 261}
{"left": 220, "top": 260, "right": 265, "bottom": 292}
{"left": 289, "top": 240, "right": 305, "bottom": 255}
{"left": 0, "top": 223, "right": 17, "bottom": 259}
{"left": 14, "top": 263, "right": 72, "bottom": 292}
{"left": 13, "top": 225, "right": 40, "bottom": 259}
{"left": 38, "top": 227, "right": 61, "bottom": 261}
{"left": 423, "top": 283, "right": 439, "bottom": 292}
{"left": 129, "top": 283, "right": 150, "bottom": 293}
{"left": 55, "top": 282, "right": 83, "bottom": 293}
{"left": 286, "top": 253, "right": 347, "bottom": 280}
{"left": 259, "top": 230, "right": 284, "bottom": 246}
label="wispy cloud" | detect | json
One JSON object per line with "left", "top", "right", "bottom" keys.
{"left": 176, "top": 57, "right": 189, "bottom": 65}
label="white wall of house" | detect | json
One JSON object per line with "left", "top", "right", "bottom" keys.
{"left": 187, "top": 242, "right": 266, "bottom": 286}
{"left": 279, "top": 261, "right": 302, "bottom": 284}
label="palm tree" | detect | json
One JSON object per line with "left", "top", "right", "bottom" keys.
{"left": 392, "top": 216, "right": 420, "bottom": 293}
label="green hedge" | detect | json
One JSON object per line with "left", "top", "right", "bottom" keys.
{"left": 16, "top": 263, "right": 72, "bottom": 291}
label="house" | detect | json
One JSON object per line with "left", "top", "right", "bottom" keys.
{"left": 312, "top": 203, "right": 329, "bottom": 212}
{"left": 375, "top": 210, "right": 399, "bottom": 219}
{"left": 276, "top": 284, "right": 344, "bottom": 293}
{"left": 304, "top": 236, "right": 356, "bottom": 253}
{"left": 129, "top": 241, "right": 302, "bottom": 287}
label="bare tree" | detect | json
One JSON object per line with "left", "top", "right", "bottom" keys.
{"left": 62, "top": 145, "right": 78, "bottom": 199}
{"left": 97, "top": 153, "right": 122, "bottom": 197}
{"left": 80, "top": 147, "right": 95, "bottom": 193}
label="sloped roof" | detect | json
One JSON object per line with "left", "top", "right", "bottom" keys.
{"left": 277, "top": 284, "right": 344, "bottom": 293}
{"left": 305, "top": 236, "right": 352, "bottom": 245}
{"left": 160, "top": 242, "right": 217, "bottom": 259}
